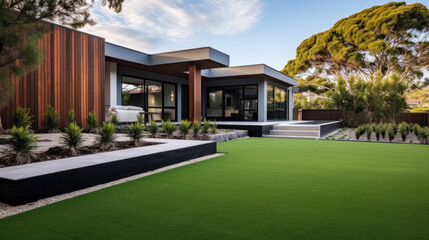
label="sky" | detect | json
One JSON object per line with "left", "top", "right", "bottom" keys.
{"left": 81, "top": 0, "right": 429, "bottom": 71}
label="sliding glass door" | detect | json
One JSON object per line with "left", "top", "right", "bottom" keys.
{"left": 267, "top": 84, "right": 288, "bottom": 120}
{"left": 206, "top": 85, "right": 258, "bottom": 121}
{"left": 121, "top": 76, "right": 177, "bottom": 121}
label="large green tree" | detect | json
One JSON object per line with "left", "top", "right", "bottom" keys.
{"left": 283, "top": 2, "right": 429, "bottom": 84}
{"left": 0, "top": 0, "right": 124, "bottom": 131}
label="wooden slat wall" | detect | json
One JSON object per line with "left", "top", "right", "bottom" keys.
{"left": 0, "top": 24, "right": 105, "bottom": 129}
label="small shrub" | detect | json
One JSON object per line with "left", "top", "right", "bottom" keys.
{"left": 387, "top": 124, "right": 396, "bottom": 142}
{"left": 137, "top": 113, "right": 143, "bottom": 125}
{"left": 179, "top": 120, "right": 192, "bottom": 139}
{"left": 391, "top": 123, "right": 398, "bottom": 135}
{"left": 148, "top": 121, "right": 158, "bottom": 137}
{"left": 2, "top": 126, "right": 37, "bottom": 165}
{"left": 381, "top": 123, "right": 388, "bottom": 139}
{"left": 162, "top": 120, "right": 176, "bottom": 138}
{"left": 99, "top": 122, "right": 116, "bottom": 151}
{"left": 12, "top": 107, "right": 32, "bottom": 128}
{"left": 128, "top": 122, "right": 144, "bottom": 146}
{"left": 375, "top": 125, "right": 382, "bottom": 141}
{"left": 417, "top": 126, "right": 429, "bottom": 144}
{"left": 412, "top": 123, "right": 420, "bottom": 135}
{"left": 111, "top": 113, "right": 119, "bottom": 126}
{"left": 86, "top": 111, "right": 99, "bottom": 133}
{"left": 398, "top": 122, "right": 409, "bottom": 142}
{"left": 63, "top": 122, "right": 83, "bottom": 156}
{"left": 211, "top": 120, "right": 217, "bottom": 134}
{"left": 193, "top": 120, "right": 201, "bottom": 137}
{"left": 202, "top": 118, "right": 210, "bottom": 134}
{"left": 44, "top": 105, "right": 59, "bottom": 133}
{"left": 68, "top": 109, "right": 76, "bottom": 124}
{"left": 355, "top": 126, "right": 362, "bottom": 140}
{"left": 365, "top": 124, "right": 373, "bottom": 140}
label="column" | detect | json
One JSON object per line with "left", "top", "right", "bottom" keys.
{"left": 188, "top": 63, "right": 201, "bottom": 121}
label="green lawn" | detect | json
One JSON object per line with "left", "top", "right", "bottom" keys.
{"left": 1, "top": 138, "right": 428, "bottom": 239}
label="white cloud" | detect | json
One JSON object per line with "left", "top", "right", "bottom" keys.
{"left": 81, "top": 0, "right": 263, "bottom": 52}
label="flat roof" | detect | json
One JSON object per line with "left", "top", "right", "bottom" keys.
{"left": 106, "top": 42, "right": 296, "bottom": 86}
{"left": 202, "top": 64, "right": 297, "bottom": 86}
{"left": 105, "top": 42, "right": 230, "bottom": 69}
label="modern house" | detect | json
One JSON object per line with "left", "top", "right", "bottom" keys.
{"left": 0, "top": 22, "right": 297, "bottom": 133}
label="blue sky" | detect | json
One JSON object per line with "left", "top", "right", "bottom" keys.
{"left": 82, "top": 0, "right": 428, "bottom": 71}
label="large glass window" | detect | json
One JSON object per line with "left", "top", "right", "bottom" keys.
{"left": 122, "top": 77, "right": 144, "bottom": 108}
{"left": 206, "top": 85, "right": 258, "bottom": 121}
{"left": 121, "top": 76, "right": 177, "bottom": 121}
{"left": 207, "top": 90, "right": 223, "bottom": 118}
{"left": 146, "top": 80, "right": 162, "bottom": 107}
{"left": 267, "top": 84, "right": 288, "bottom": 120}
{"left": 164, "top": 83, "right": 176, "bottom": 107}
{"left": 267, "top": 85, "right": 274, "bottom": 120}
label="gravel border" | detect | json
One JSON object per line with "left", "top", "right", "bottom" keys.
{"left": 0, "top": 153, "right": 225, "bottom": 219}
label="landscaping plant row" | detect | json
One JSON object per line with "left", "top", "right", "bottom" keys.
{"left": 1, "top": 106, "right": 219, "bottom": 167}
{"left": 355, "top": 122, "right": 429, "bottom": 144}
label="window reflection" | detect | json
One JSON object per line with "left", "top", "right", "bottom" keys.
{"left": 121, "top": 77, "right": 176, "bottom": 121}
{"left": 206, "top": 85, "right": 258, "bottom": 121}
{"left": 267, "top": 84, "right": 288, "bottom": 120}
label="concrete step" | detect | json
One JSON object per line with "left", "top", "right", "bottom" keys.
{"left": 264, "top": 134, "right": 318, "bottom": 139}
{"left": 269, "top": 130, "right": 319, "bottom": 137}
{"left": 273, "top": 125, "right": 320, "bottom": 131}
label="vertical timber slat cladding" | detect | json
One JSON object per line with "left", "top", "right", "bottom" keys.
{"left": 0, "top": 23, "right": 105, "bottom": 129}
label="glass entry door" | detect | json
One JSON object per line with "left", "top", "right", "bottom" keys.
{"left": 267, "top": 84, "right": 288, "bottom": 120}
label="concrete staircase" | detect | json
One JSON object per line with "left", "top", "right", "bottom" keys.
{"left": 265, "top": 124, "right": 320, "bottom": 139}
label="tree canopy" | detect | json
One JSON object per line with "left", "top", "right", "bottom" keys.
{"left": 282, "top": 2, "right": 429, "bottom": 83}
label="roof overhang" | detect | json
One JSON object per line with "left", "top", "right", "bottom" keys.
{"left": 201, "top": 64, "right": 297, "bottom": 86}
{"left": 105, "top": 42, "right": 230, "bottom": 73}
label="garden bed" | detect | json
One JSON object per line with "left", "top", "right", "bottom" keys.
{"left": 323, "top": 127, "right": 422, "bottom": 144}
{"left": 0, "top": 139, "right": 216, "bottom": 205}
{"left": 0, "top": 128, "right": 246, "bottom": 168}
{"left": 0, "top": 133, "right": 161, "bottom": 168}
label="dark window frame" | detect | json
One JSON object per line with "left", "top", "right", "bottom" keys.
{"left": 121, "top": 75, "right": 178, "bottom": 121}
{"left": 267, "top": 84, "right": 289, "bottom": 121}
{"left": 206, "top": 84, "right": 258, "bottom": 121}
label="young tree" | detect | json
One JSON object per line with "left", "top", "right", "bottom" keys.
{"left": 0, "top": 0, "right": 124, "bottom": 131}
{"left": 283, "top": 2, "right": 429, "bottom": 83}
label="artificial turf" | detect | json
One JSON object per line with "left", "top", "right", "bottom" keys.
{"left": 0, "top": 138, "right": 428, "bottom": 239}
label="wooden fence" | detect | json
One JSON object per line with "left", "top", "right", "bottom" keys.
{"left": 301, "top": 109, "right": 344, "bottom": 121}
{"left": 396, "top": 113, "right": 429, "bottom": 127}
{"left": 294, "top": 109, "right": 429, "bottom": 127}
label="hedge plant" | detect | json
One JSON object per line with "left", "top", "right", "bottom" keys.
{"left": 86, "top": 111, "right": 99, "bottom": 133}
{"left": 193, "top": 120, "right": 201, "bottom": 137}
{"left": 162, "top": 120, "right": 176, "bottom": 138}
{"left": 63, "top": 122, "right": 83, "bottom": 156}
{"left": 12, "top": 107, "right": 32, "bottom": 128}
{"left": 128, "top": 122, "right": 144, "bottom": 146}
{"left": 2, "top": 126, "right": 37, "bottom": 165}
{"left": 179, "top": 120, "right": 192, "bottom": 139}
{"left": 44, "top": 105, "right": 59, "bottom": 133}
{"left": 99, "top": 122, "right": 116, "bottom": 151}
{"left": 148, "top": 121, "right": 158, "bottom": 137}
